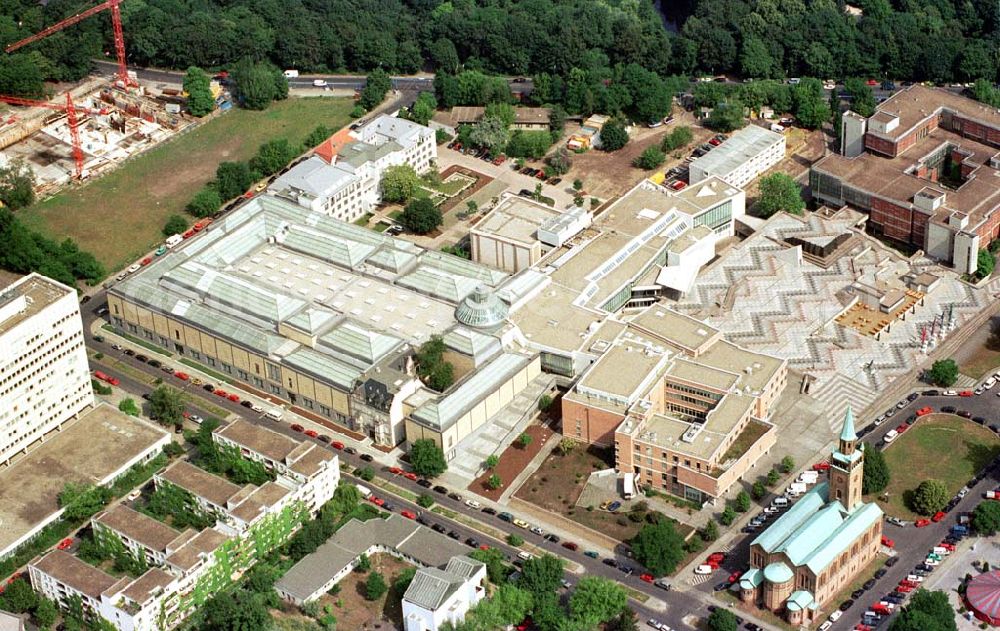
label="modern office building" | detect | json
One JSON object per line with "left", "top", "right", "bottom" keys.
{"left": 0, "top": 272, "right": 94, "bottom": 466}
{"left": 31, "top": 423, "right": 341, "bottom": 631}
{"left": 689, "top": 125, "right": 785, "bottom": 189}
{"left": 812, "top": 85, "right": 1000, "bottom": 274}
{"left": 561, "top": 305, "right": 786, "bottom": 503}
{"left": 269, "top": 116, "right": 437, "bottom": 222}
{"left": 740, "top": 407, "right": 883, "bottom": 624}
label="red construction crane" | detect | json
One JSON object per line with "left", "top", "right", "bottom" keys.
{"left": 5, "top": 0, "right": 134, "bottom": 87}
{"left": 0, "top": 93, "right": 106, "bottom": 179}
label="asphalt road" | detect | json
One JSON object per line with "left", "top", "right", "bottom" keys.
{"left": 688, "top": 387, "right": 1000, "bottom": 630}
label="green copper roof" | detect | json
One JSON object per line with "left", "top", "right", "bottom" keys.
{"left": 802, "top": 502, "right": 883, "bottom": 573}
{"left": 763, "top": 562, "right": 793, "bottom": 584}
{"left": 752, "top": 482, "right": 829, "bottom": 553}
{"left": 739, "top": 568, "right": 763, "bottom": 590}
{"left": 840, "top": 405, "right": 857, "bottom": 442}
{"left": 779, "top": 502, "right": 847, "bottom": 566}
{"left": 786, "top": 590, "right": 814, "bottom": 611}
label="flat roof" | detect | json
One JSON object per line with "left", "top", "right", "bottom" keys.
{"left": 627, "top": 305, "right": 720, "bottom": 354}
{"left": 666, "top": 358, "right": 737, "bottom": 391}
{"left": 690, "top": 125, "right": 784, "bottom": 178}
{"left": 214, "top": 418, "right": 306, "bottom": 464}
{"left": 0, "top": 404, "right": 168, "bottom": 556}
{"left": 867, "top": 84, "right": 1000, "bottom": 141}
{"left": 157, "top": 460, "right": 241, "bottom": 508}
{"left": 624, "top": 393, "right": 756, "bottom": 461}
{"left": 0, "top": 273, "right": 72, "bottom": 337}
{"left": 814, "top": 127, "right": 1000, "bottom": 228}
{"left": 472, "top": 195, "right": 561, "bottom": 246}
{"left": 697, "top": 340, "right": 784, "bottom": 395}
{"left": 32, "top": 550, "right": 119, "bottom": 600}
{"left": 575, "top": 343, "right": 669, "bottom": 401}
{"left": 94, "top": 505, "right": 181, "bottom": 553}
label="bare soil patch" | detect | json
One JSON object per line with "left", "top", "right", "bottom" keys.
{"left": 469, "top": 423, "right": 553, "bottom": 501}
{"left": 315, "top": 553, "right": 412, "bottom": 631}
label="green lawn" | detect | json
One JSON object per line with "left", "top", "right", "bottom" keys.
{"left": 873, "top": 414, "right": 1000, "bottom": 519}
{"left": 20, "top": 97, "right": 354, "bottom": 273}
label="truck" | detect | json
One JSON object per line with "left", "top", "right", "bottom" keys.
{"left": 787, "top": 482, "right": 807, "bottom": 496}
{"left": 355, "top": 484, "right": 372, "bottom": 499}
{"left": 283, "top": 69, "right": 299, "bottom": 78}
{"left": 799, "top": 471, "right": 819, "bottom": 484}
{"left": 623, "top": 472, "right": 636, "bottom": 500}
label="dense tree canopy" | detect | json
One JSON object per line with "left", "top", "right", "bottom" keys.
{"left": 862, "top": 444, "right": 890, "bottom": 495}
{"left": 630, "top": 520, "right": 686, "bottom": 576}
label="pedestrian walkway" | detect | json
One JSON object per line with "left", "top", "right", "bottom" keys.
{"left": 953, "top": 373, "right": 979, "bottom": 389}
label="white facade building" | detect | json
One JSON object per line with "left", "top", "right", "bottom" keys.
{"left": 689, "top": 125, "right": 786, "bottom": 189}
{"left": 402, "top": 556, "right": 487, "bottom": 631}
{"left": 0, "top": 273, "right": 93, "bottom": 466}
{"left": 269, "top": 115, "right": 437, "bottom": 223}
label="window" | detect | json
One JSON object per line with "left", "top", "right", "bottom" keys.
{"left": 266, "top": 363, "right": 281, "bottom": 381}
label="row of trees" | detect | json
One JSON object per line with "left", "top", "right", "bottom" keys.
{"left": 0, "top": 209, "right": 105, "bottom": 286}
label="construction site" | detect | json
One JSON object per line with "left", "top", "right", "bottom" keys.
{"left": 0, "top": 0, "right": 219, "bottom": 195}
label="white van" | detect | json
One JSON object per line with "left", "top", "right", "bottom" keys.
{"left": 799, "top": 471, "right": 819, "bottom": 484}
{"left": 264, "top": 408, "right": 283, "bottom": 422}
{"left": 283, "top": 69, "right": 299, "bottom": 78}
{"left": 787, "top": 482, "right": 807, "bottom": 496}
{"left": 355, "top": 484, "right": 372, "bottom": 499}
{"left": 165, "top": 234, "right": 183, "bottom": 248}
{"left": 773, "top": 496, "right": 789, "bottom": 507}
{"left": 517, "top": 551, "right": 533, "bottom": 561}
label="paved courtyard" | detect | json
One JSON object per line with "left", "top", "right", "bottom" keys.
{"left": 670, "top": 209, "right": 1000, "bottom": 434}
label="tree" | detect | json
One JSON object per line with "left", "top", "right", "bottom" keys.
{"left": 393, "top": 567, "right": 417, "bottom": 595}
{"left": 505, "top": 130, "right": 553, "bottom": 159}
{"left": 58, "top": 482, "right": 111, "bottom": 522}
{"left": 791, "top": 79, "right": 832, "bottom": 129}
{"left": 972, "top": 500, "right": 1000, "bottom": 535}
{"left": 485, "top": 455, "right": 499, "bottom": 470}
{"left": 911, "top": 479, "right": 950, "bottom": 515}
{"left": 780, "top": 455, "right": 795, "bottom": 473}
{"left": 200, "top": 590, "right": 271, "bottom": 631}
{"left": 118, "top": 398, "right": 140, "bottom": 417}
{"left": 415, "top": 335, "right": 454, "bottom": 390}
{"left": 417, "top": 493, "right": 435, "bottom": 508}
{"left": 487, "top": 474, "right": 502, "bottom": 490}
{"left": 735, "top": 490, "right": 751, "bottom": 512}
{"left": 719, "top": 506, "right": 736, "bottom": 526}
{"left": 757, "top": 173, "right": 805, "bottom": 217}
{"left": 356, "top": 466, "right": 375, "bottom": 481}
{"left": 215, "top": 161, "right": 258, "bottom": 201}
{"left": 183, "top": 67, "right": 215, "bottom": 117}
{"left": 34, "top": 597, "right": 58, "bottom": 630}
{"left": 608, "top": 609, "right": 639, "bottom": 631}
{"left": 360, "top": 68, "right": 392, "bottom": 111}
{"left": 707, "top": 608, "right": 738, "bottom": 631}
{"left": 381, "top": 165, "right": 421, "bottom": 203}
{"left": 661, "top": 126, "right": 694, "bottom": 152}
{"left": 751, "top": 481, "right": 766, "bottom": 500}
{"left": 573, "top": 179, "right": 583, "bottom": 192}
{"left": 863, "top": 445, "right": 890, "bottom": 494}
{"left": 470, "top": 116, "right": 510, "bottom": 155}
{"left": 507, "top": 533, "right": 524, "bottom": 546}
{"left": 557, "top": 438, "right": 577, "bottom": 456}
{"left": 844, "top": 78, "right": 877, "bottom": 118}
{"left": 400, "top": 197, "right": 443, "bottom": 235}
{"left": 356, "top": 553, "right": 371, "bottom": 572}
{"left": 469, "top": 547, "right": 509, "bottom": 584}
{"left": 546, "top": 147, "right": 572, "bottom": 176}
{"left": 766, "top": 469, "right": 780, "bottom": 486}
{"left": 410, "top": 439, "right": 448, "bottom": 477}
{"left": 1, "top": 578, "right": 36, "bottom": 613}
{"left": 305, "top": 125, "right": 333, "bottom": 148}
{"left": 365, "top": 571, "right": 388, "bottom": 600}
{"left": 706, "top": 99, "right": 746, "bottom": 133}
{"left": 148, "top": 385, "right": 185, "bottom": 429}
{"left": 0, "top": 54, "right": 46, "bottom": 99}
{"left": 634, "top": 146, "right": 666, "bottom": 170}
{"left": 186, "top": 187, "right": 222, "bottom": 218}
{"left": 977, "top": 249, "right": 995, "bottom": 278}
{"left": 890, "top": 589, "right": 957, "bottom": 631}
{"left": 230, "top": 58, "right": 283, "bottom": 110}
{"left": 520, "top": 554, "right": 563, "bottom": 596}
{"left": 163, "top": 214, "right": 188, "bottom": 236}
{"left": 569, "top": 576, "right": 627, "bottom": 625}
{"left": 630, "top": 520, "right": 685, "bottom": 576}
{"left": 927, "top": 359, "right": 959, "bottom": 387}
{"left": 250, "top": 138, "right": 299, "bottom": 176}
{"left": 600, "top": 118, "right": 629, "bottom": 151}
{"left": 518, "top": 432, "right": 533, "bottom": 448}
{"left": 0, "top": 159, "right": 35, "bottom": 210}
{"left": 701, "top": 520, "right": 719, "bottom": 542}
{"left": 408, "top": 92, "right": 437, "bottom": 126}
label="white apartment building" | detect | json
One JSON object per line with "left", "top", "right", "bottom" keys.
{"left": 689, "top": 125, "right": 785, "bottom": 189}
{"left": 269, "top": 115, "right": 437, "bottom": 223}
{"left": 402, "top": 556, "right": 487, "bottom": 631}
{"left": 0, "top": 273, "right": 93, "bottom": 466}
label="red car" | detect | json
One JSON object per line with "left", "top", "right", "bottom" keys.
{"left": 93, "top": 370, "right": 120, "bottom": 386}
{"left": 401, "top": 510, "right": 416, "bottom": 520}
{"left": 939, "top": 541, "right": 956, "bottom": 551}
{"left": 897, "top": 584, "right": 915, "bottom": 593}
{"left": 561, "top": 541, "right": 579, "bottom": 551}
{"left": 707, "top": 552, "right": 726, "bottom": 563}
{"left": 516, "top": 618, "right": 532, "bottom": 631}
{"left": 671, "top": 180, "right": 687, "bottom": 190}
{"left": 388, "top": 466, "right": 403, "bottom": 475}
{"left": 960, "top": 390, "right": 973, "bottom": 397}
{"left": 227, "top": 393, "right": 240, "bottom": 402}
{"left": 639, "top": 573, "right": 654, "bottom": 583}
{"left": 291, "top": 424, "right": 304, "bottom": 432}
{"left": 369, "top": 496, "right": 385, "bottom": 506}
{"left": 896, "top": 423, "right": 909, "bottom": 433}
{"left": 404, "top": 472, "right": 418, "bottom": 481}
{"left": 536, "top": 170, "right": 547, "bottom": 180}
{"left": 866, "top": 79, "right": 879, "bottom": 86}
{"left": 728, "top": 571, "right": 743, "bottom": 584}
{"left": 304, "top": 429, "right": 318, "bottom": 438}
{"left": 916, "top": 406, "right": 933, "bottom": 416}
{"left": 932, "top": 511, "right": 946, "bottom": 522}
{"left": 812, "top": 461, "right": 831, "bottom": 471}
{"left": 213, "top": 388, "right": 227, "bottom": 397}
{"left": 331, "top": 441, "right": 345, "bottom": 450}
{"left": 872, "top": 603, "right": 891, "bottom": 615}
{"left": 140, "top": 256, "right": 153, "bottom": 266}
{"left": 915, "top": 518, "right": 931, "bottom": 527}
{"left": 479, "top": 544, "right": 490, "bottom": 550}
{"left": 881, "top": 535, "right": 894, "bottom": 548}
{"left": 899, "top": 579, "right": 918, "bottom": 588}
{"left": 174, "top": 371, "right": 190, "bottom": 381}
{"left": 57, "top": 538, "right": 73, "bottom": 551}
{"left": 708, "top": 138, "right": 721, "bottom": 146}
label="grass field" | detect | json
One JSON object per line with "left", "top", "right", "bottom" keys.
{"left": 873, "top": 414, "right": 1000, "bottom": 519}
{"left": 19, "top": 97, "right": 355, "bottom": 273}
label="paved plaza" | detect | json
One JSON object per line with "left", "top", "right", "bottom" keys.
{"left": 671, "top": 209, "right": 1000, "bottom": 433}
{"left": 925, "top": 535, "right": 1000, "bottom": 630}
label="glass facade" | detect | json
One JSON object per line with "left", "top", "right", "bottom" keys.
{"left": 694, "top": 200, "right": 733, "bottom": 232}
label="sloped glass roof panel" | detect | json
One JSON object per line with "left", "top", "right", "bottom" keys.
{"left": 282, "top": 347, "right": 363, "bottom": 390}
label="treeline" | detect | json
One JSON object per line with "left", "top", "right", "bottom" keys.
{"left": 0, "top": 209, "right": 105, "bottom": 286}
{"left": 2, "top": 0, "right": 998, "bottom": 101}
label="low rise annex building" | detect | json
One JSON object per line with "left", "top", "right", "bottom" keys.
{"left": 740, "top": 407, "right": 883, "bottom": 625}
{"left": 30, "top": 421, "right": 340, "bottom": 631}
{"left": 689, "top": 125, "right": 786, "bottom": 189}
{"left": 403, "top": 556, "right": 487, "bottom": 631}
{"left": 813, "top": 85, "right": 1000, "bottom": 274}
{"left": 269, "top": 116, "right": 437, "bottom": 223}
